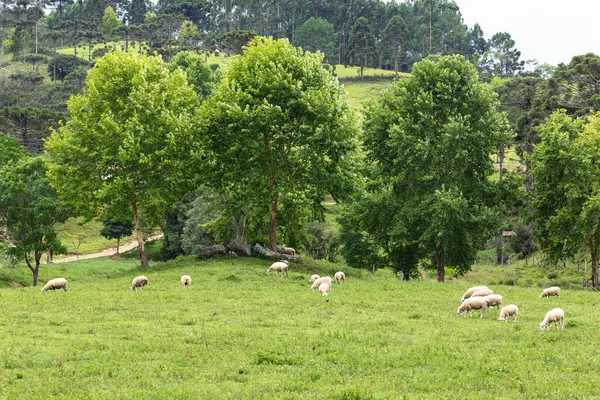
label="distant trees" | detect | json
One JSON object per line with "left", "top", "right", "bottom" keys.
{"left": 294, "top": 17, "right": 336, "bottom": 63}
{"left": 45, "top": 51, "right": 200, "bottom": 268}
{"left": 100, "top": 218, "right": 134, "bottom": 255}
{"left": 348, "top": 17, "right": 376, "bottom": 78}
{"left": 379, "top": 15, "right": 407, "bottom": 75}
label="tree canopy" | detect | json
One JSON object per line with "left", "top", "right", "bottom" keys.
{"left": 45, "top": 51, "right": 200, "bottom": 267}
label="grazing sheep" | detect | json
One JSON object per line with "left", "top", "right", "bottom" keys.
{"left": 281, "top": 247, "right": 296, "bottom": 256}
{"left": 310, "top": 274, "right": 320, "bottom": 283}
{"left": 267, "top": 261, "right": 289, "bottom": 277}
{"left": 539, "top": 308, "right": 565, "bottom": 331}
{"left": 497, "top": 305, "right": 519, "bottom": 323}
{"left": 130, "top": 276, "right": 148, "bottom": 291}
{"left": 334, "top": 271, "right": 345, "bottom": 284}
{"left": 471, "top": 288, "right": 494, "bottom": 298}
{"left": 42, "top": 278, "right": 68, "bottom": 292}
{"left": 318, "top": 282, "right": 331, "bottom": 296}
{"left": 311, "top": 277, "right": 333, "bottom": 291}
{"left": 457, "top": 296, "right": 488, "bottom": 318}
{"left": 485, "top": 294, "right": 503, "bottom": 311}
{"left": 181, "top": 275, "right": 192, "bottom": 288}
{"left": 540, "top": 286, "right": 561, "bottom": 298}
{"left": 461, "top": 286, "right": 489, "bottom": 302}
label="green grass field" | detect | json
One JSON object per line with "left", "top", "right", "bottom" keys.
{"left": 1, "top": 252, "right": 599, "bottom": 399}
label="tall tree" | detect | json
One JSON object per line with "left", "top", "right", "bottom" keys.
{"left": 198, "top": 37, "right": 358, "bottom": 251}
{"left": 348, "top": 17, "right": 376, "bottom": 79}
{"left": 128, "top": 0, "right": 146, "bottom": 25}
{"left": 0, "top": 156, "right": 67, "bottom": 286}
{"left": 100, "top": 217, "right": 134, "bottom": 255}
{"left": 531, "top": 111, "right": 600, "bottom": 289}
{"left": 379, "top": 15, "right": 407, "bottom": 75}
{"left": 293, "top": 17, "right": 335, "bottom": 63}
{"left": 167, "top": 50, "right": 214, "bottom": 100}
{"left": 483, "top": 32, "right": 524, "bottom": 76}
{"left": 360, "top": 55, "right": 510, "bottom": 282}
{"left": 45, "top": 51, "right": 200, "bottom": 268}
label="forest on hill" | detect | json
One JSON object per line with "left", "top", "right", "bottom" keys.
{"left": 3, "top": 0, "right": 600, "bottom": 289}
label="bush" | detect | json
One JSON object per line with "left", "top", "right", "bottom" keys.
{"left": 48, "top": 54, "right": 84, "bottom": 82}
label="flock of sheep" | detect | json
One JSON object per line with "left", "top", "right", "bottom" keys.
{"left": 457, "top": 284, "right": 564, "bottom": 331}
{"left": 40, "top": 262, "right": 565, "bottom": 331}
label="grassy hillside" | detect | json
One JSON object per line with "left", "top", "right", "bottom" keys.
{"left": 1, "top": 254, "right": 598, "bottom": 398}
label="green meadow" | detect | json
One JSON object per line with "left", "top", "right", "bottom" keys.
{"left": 1, "top": 252, "right": 599, "bottom": 399}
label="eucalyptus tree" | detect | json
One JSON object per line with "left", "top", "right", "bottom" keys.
{"left": 379, "top": 15, "right": 407, "bottom": 75}
{"left": 348, "top": 17, "right": 376, "bottom": 78}
{"left": 198, "top": 37, "right": 358, "bottom": 251}
{"left": 45, "top": 51, "right": 200, "bottom": 268}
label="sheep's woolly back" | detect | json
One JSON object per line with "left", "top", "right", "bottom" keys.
{"left": 540, "top": 286, "right": 561, "bottom": 298}
{"left": 267, "top": 261, "right": 289, "bottom": 276}
{"left": 282, "top": 247, "right": 296, "bottom": 256}
{"left": 181, "top": 275, "right": 192, "bottom": 288}
{"left": 498, "top": 305, "right": 518, "bottom": 322}
{"left": 540, "top": 308, "right": 565, "bottom": 330}
{"left": 485, "top": 294, "right": 503, "bottom": 309}
{"left": 42, "top": 278, "right": 68, "bottom": 292}
{"left": 461, "top": 286, "right": 489, "bottom": 301}
{"left": 318, "top": 282, "right": 330, "bottom": 296}
{"left": 311, "top": 277, "right": 333, "bottom": 291}
{"left": 310, "top": 274, "right": 320, "bottom": 283}
{"left": 471, "top": 288, "right": 494, "bottom": 298}
{"left": 131, "top": 276, "right": 148, "bottom": 290}
{"left": 334, "top": 271, "right": 345, "bottom": 283}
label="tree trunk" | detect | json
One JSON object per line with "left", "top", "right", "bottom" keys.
{"left": 116, "top": 237, "right": 120, "bottom": 255}
{"left": 269, "top": 199, "right": 278, "bottom": 251}
{"left": 436, "top": 243, "right": 445, "bottom": 283}
{"left": 25, "top": 254, "right": 39, "bottom": 286}
{"left": 590, "top": 228, "right": 600, "bottom": 289}
{"left": 394, "top": 54, "right": 398, "bottom": 77}
{"left": 132, "top": 201, "right": 148, "bottom": 267}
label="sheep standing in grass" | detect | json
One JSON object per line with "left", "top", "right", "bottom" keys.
{"left": 281, "top": 247, "right": 296, "bottom": 256}
{"left": 181, "top": 275, "right": 192, "bottom": 288}
{"left": 311, "top": 277, "right": 333, "bottom": 291}
{"left": 485, "top": 294, "right": 503, "bottom": 312}
{"left": 539, "top": 308, "right": 565, "bottom": 331}
{"left": 318, "top": 282, "right": 331, "bottom": 296}
{"left": 130, "top": 276, "right": 148, "bottom": 291}
{"left": 42, "top": 278, "right": 68, "bottom": 292}
{"left": 334, "top": 271, "right": 345, "bottom": 284}
{"left": 267, "top": 261, "right": 289, "bottom": 277}
{"left": 461, "top": 286, "right": 489, "bottom": 302}
{"left": 540, "top": 286, "right": 560, "bottom": 298}
{"left": 457, "top": 296, "right": 488, "bottom": 318}
{"left": 497, "top": 305, "right": 519, "bottom": 322}
{"left": 310, "top": 274, "right": 320, "bottom": 283}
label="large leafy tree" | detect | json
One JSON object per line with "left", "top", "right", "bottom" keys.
{"left": 360, "top": 55, "right": 510, "bottom": 282}
{"left": 293, "top": 17, "right": 336, "bottom": 63}
{"left": 482, "top": 32, "right": 524, "bottom": 76}
{"left": 531, "top": 111, "right": 600, "bottom": 288}
{"left": 348, "top": 17, "right": 376, "bottom": 78}
{"left": 0, "top": 156, "right": 67, "bottom": 286}
{"left": 198, "top": 37, "right": 358, "bottom": 251}
{"left": 45, "top": 51, "right": 200, "bottom": 268}
{"left": 379, "top": 15, "right": 408, "bottom": 75}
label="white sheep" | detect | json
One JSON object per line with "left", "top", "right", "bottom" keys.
{"left": 457, "top": 296, "right": 488, "bottom": 318}
{"left": 318, "top": 282, "right": 331, "bottom": 296}
{"left": 539, "top": 308, "right": 565, "bottom": 331}
{"left": 497, "top": 304, "right": 519, "bottom": 323}
{"left": 130, "top": 275, "right": 148, "bottom": 291}
{"left": 311, "top": 277, "right": 333, "bottom": 291}
{"left": 461, "top": 286, "right": 489, "bottom": 302}
{"left": 42, "top": 278, "right": 68, "bottom": 292}
{"left": 181, "top": 275, "right": 192, "bottom": 288}
{"left": 310, "top": 274, "right": 320, "bottom": 283}
{"left": 334, "top": 271, "right": 345, "bottom": 284}
{"left": 281, "top": 247, "right": 296, "bottom": 256}
{"left": 540, "top": 286, "right": 560, "bottom": 298}
{"left": 267, "top": 261, "right": 289, "bottom": 277}
{"left": 470, "top": 288, "right": 494, "bottom": 298}
{"left": 485, "top": 294, "right": 503, "bottom": 311}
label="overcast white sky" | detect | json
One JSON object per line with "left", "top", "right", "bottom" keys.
{"left": 454, "top": 0, "right": 600, "bottom": 66}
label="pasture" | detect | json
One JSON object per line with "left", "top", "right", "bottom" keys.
{"left": 1, "top": 255, "right": 599, "bottom": 399}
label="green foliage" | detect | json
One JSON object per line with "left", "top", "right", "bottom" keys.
{"left": 0, "top": 133, "right": 28, "bottom": 168}
{"left": 199, "top": 37, "right": 359, "bottom": 250}
{"left": 100, "top": 218, "right": 134, "bottom": 249}
{"left": 47, "top": 54, "right": 83, "bottom": 82}
{"left": 0, "top": 157, "right": 67, "bottom": 285}
{"left": 101, "top": 6, "right": 122, "bottom": 37}
{"left": 45, "top": 51, "right": 200, "bottom": 267}
{"left": 357, "top": 55, "right": 511, "bottom": 281}
{"left": 293, "top": 17, "right": 336, "bottom": 63}
{"left": 482, "top": 32, "right": 524, "bottom": 76}
{"left": 531, "top": 110, "right": 600, "bottom": 287}
{"left": 178, "top": 20, "right": 199, "bottom": 46}
{"left": 348, "top": 17, "right": 376, "bottom": 78}
{"left": 167, "top": 50, "right": 214, "bottom": 99}
{"left": 379, "top": 15, "right": 408, "bottom": 74}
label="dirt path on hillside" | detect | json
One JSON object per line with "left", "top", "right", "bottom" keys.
{"left": 48, "top": 234, "right": 164, "bottom": 264}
